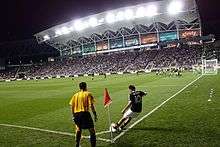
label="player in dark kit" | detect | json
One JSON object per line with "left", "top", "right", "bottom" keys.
{"left": 114, "top": 85, "right": 147, "bottom": 130}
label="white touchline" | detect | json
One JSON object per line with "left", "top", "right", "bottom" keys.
{"left": 0, "top": 123, "right": 111, "bottom": 142}
{"left": 113, "top": 75, "right": 203, "bottom": 142}
{"left": 96, "top": 130, "right": 111, "bottom": 135}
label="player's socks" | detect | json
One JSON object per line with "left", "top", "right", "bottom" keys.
{"left": 113, "top": 123, "right": 120, "bottom": 129}
{"left": 113, "top": 123, "right": 122, "bottom": 132}
{"left": 120, "top": 118, "right": 132, "bottom": 130}
{"left": 76, "top": 131, "right": 81, "bottom": 147}
{"left": 90, "top": 133, "right": 96, "bottom": 147}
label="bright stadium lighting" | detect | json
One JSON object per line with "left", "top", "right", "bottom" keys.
{"left": 55, "top": 29, "right": 62, "bottom": 36}
{"left": 136, "top": 7, "right": 145, "bottom": 18}
{"left": 124, "top": 9, "right": 134, "bottom": 20}
{"left": 61, "top": 27, "right": 71, "bottom": 34}
{"left": 146, "top": 4, "right": 158, "bottom": 17}
{"left": 168, "top": 1, "right": 183, "bottom": 15}
{"left": 98, "top": 18, "right": 105, "bottom": 23}
{"left": 89, "top": 17, "right": 98, "bottom": 27}
{"left": 43, "top": 35, "right": 50, "bottom": 41}
{"left": 115, "top": 11, "right": 124, "bottom": 21}
{"left": 74, "top": 20, "right": 85, "bottom": 31}
{"left": 69, "top": 26, "right": 74, "bottom": 31}
{"left": 106, "top": 13, "right": 115, "bottom": 24}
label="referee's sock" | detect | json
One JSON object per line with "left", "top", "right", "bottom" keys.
{"left": 90, "top": 133, "right": 96, "bottom": 147}
{"left": 76, "top": 131, "right": 81, "bottom": 147}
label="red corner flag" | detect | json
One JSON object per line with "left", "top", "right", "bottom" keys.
{"left": 103, "top": 88, "right": 112, "bottom": 107}
{"left": 103, "top": 88, "right": 114, "bottom": 143}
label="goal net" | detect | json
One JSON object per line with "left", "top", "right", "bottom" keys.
{"left": 202, "top": 59, "right": 218, "bottom": 75}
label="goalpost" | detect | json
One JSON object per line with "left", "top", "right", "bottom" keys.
{"left": 202, "top": 59, "right": 218, "bottom": 75}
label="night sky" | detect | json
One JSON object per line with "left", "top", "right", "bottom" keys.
{"left": 1, "top": 0, "right": 220, "bottom": 42}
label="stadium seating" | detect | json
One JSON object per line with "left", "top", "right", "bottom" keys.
{"left": 0, "top": 45, "right": 203, "bottom": 79}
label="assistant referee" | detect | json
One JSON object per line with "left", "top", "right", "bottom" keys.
{"left": 69, "top": 82, "right": 97, "bottom": 147}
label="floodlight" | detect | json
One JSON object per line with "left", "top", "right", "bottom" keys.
{"left": 61, "top": 27, "right": 71, "bottom": 34}
{"left": 124, "top": 9, "right": 134, "bottom": 20}
{"left": 82, "top": 22, "right": 89, "bottom": 29}
{"left": 89, "top": 17, "right": 98, "bottom": 27}
{"left": 74, "top": 20, "right": 86, "bottom": 31}
{"left": 168, "top": 1, "right": 183, "bottom": 15}
{"left": 106, "top": 13, "right": 115, "bottom": 24}
{"left": 55, "top": 29, "right": 62, "bottom": 36}
{"left": 136, "top": 7, "right": 145, "bottom": 18}
{"left": 98, "top": 18, "right": 105, "bottom": 24}
{"left": 115, "top": 11, "right": 124, "bottom": 21}
{"left": 146, "top": 4, "right": 157, "bottom": 17}
{"left": 43, "top": 35, "right": 50, "bottom": 41}
{"left": 69, "top": 26, "right": 74, "bottom": 31}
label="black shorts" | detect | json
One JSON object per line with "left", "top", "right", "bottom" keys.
{"left": 73, "top": 112, "right": 94, "bottom": 129}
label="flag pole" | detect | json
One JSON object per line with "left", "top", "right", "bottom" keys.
{"left": 107, "top": 104, "right": 114, "bottom": 143}
{"left": 104, "top": 88, "right": 114, "bottom": 143}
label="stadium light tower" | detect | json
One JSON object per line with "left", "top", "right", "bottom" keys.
{"left": 168, "top": 1, "right": 184, "bottom": 15}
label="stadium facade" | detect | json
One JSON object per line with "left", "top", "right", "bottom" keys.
{"left": 35, "top": 0, "right": 202, "bottom": 57}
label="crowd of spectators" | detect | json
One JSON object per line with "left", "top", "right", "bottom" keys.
{"left": 152, "top": 46, "right": 201, "bottom": 69}
{"left": 0, "top": 46, "right": 202, "bottom": 79}
{"left": 0, "top": 67, "right": 17, "bottom": 80}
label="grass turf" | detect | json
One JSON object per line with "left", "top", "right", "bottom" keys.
{"left": 0, "top": 72, "right": 219, "bottom": 147}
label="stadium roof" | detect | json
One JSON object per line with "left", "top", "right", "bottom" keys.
{"left": 35, "top": 0, "right": 199, "bottom": 43}
{"left": 34, "top": 0, "right": 202, "bottom": 56}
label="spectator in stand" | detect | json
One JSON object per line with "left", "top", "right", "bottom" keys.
{"left": 0, "top": 45, "right": 203, "bottom": 79}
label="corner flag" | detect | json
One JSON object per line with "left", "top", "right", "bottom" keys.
{"left": 103, "top": 88, "right": 114, "bottom": 143}
{"left": 103, "top": 88, "right": 112, "bottom": 107}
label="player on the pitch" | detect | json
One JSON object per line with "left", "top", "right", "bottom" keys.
{"left": 113, "top": 85, "right": 147, "bottom": 131}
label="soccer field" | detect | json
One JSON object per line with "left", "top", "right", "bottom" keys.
{"left": 0, "top": 72, "right": 219, "bottom": 147}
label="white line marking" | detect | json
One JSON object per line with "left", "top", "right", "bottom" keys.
{"left": 113, "top": 75, "right": 203, "bottom": 142}
{"left": 0, "top": 123, "right": 74, "bottom": 136}
{"left": 95, "top": 138, "right": 112, "bottom": 143}
{"left": 0, "top": 123, "right": 111, "bottom": 142}
{"left": 82, "top": 135, "right": 112, "bottom": 142}
{"left": 96, "top": 130, "right": 111, "bottom": 135}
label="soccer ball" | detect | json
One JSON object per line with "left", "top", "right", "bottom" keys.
{"left": 109, "top": 123, "right": 117, "bottom": 133}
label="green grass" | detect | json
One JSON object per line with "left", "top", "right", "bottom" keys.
{"left": 0, "top": 72, "right": 219, "bottom": 147}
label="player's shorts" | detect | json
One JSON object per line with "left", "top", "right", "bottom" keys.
{"left": 123, "top": 108, "right": 140, "bottom": 119}
{"left": 73, "top": 112, "right": 94, "bottom": 129}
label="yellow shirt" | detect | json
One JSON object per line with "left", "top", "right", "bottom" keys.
{"left": 69, "top": 90, "right": 95, "bottom": 113}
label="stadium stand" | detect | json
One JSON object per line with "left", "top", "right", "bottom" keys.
{"left": 0, "top": 0, "right": 218, "bottom": 80}
{"left": 0, "top": 44, "right": 205, "bottom": 79}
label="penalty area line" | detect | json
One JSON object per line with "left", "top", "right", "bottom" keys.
{"left": 0, "top": 123, "right": 111, "bottom": 142}
{"left": 113, "top": 75, "right": 203, "bottom": 142}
